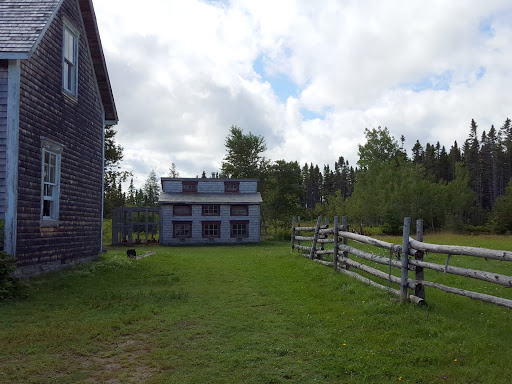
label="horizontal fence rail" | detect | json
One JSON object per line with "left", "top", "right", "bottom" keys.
{"left": 291, "top": 216, "right": 512, "bottom": 309}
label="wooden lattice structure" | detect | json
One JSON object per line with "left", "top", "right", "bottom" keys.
{"left": 112, "top": 208, "right": 160, "bottom": 245}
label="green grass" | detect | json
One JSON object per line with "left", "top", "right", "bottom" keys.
{"left": 1, "top": 239, "right": 512, "bottom": 383}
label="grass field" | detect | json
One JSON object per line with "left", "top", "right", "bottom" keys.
{"left": 1, "top": 236, "right": 512, "bottom": 383}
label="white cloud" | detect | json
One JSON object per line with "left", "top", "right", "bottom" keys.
{"left": 93, "top": 0, "right": 512, "bottom": 188}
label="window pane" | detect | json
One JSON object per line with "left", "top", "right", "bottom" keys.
{"left": 49, "top": 166, "right": 55, "bottom": 184}
{"left": 65, "top": 29, "right": 75, "bottom": 63}
{"left": 44, "top": 185, "right": 53, "bottom": 197}
{"left": 174, "top": 205, "right": 191, "bottom": 215}
{"left": 231, "top": 205, "right": 248, "bottom": 215}
{"left": 43, "top": 200, "right": 52, "bottom": 217}
{"left": 44, "top": 164, "right": 49, "bottom": 182}
{"left": 203, "top": 223, "right": 219, "bottom": 237}
{"left": 203, "top": 205, "right": 219, "bottom": 215}
{"left": 175, "top": 223, "right": 191, "bottom": 237}
{"left": 41, "top": 148, "right": 61, "bottom": 220}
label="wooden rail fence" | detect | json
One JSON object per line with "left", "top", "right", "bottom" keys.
{"left": 291, "top": 216, "right": 512, "bottom": 309}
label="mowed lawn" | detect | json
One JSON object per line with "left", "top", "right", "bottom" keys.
{"left": 1, "top": 239, "right": 512, "bottom": 383}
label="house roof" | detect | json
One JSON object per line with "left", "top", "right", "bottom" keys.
{"left": 0, "top": 0, "right": 118, "bottom": 124}
{"left": 161, "top": 178, "right": 260, "bottom": 183}
{"left": 159, "top": 192, "right": 263, "bottom": 205}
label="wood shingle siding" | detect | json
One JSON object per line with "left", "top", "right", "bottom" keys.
{"left": 0, "top": 61, "right": 6, "bottom": 220}
{"left": 13, "top": 0, "right": 105, "bottom": 274}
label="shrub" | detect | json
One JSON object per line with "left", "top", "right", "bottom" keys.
{"left": 0, "top": 251, "right": 22, "bottom": 302}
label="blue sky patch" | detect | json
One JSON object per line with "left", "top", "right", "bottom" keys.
{"left": 402, "top": 71, "right": 453, "bottom": 92}
{"left": 300, "top": 108, "right": 325, "bottom": 121}
{"left": 476, "top": 66, "right": 486, "bottom": 80}
{"left": 479, "top": 17, "right": 495, "bottom": 38}
{"left": 253, "top": 56, "right": 299, "bottom": 103}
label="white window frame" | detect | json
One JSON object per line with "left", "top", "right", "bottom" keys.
{"left": 41, "top": 138, "right": 64, "bottom": 225}
{"left": 62, "top": 19, "right": 79, "bottom": 96}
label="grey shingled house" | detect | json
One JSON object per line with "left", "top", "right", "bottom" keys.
{"left": 159, "top": 178, "right": 262, "bottom": 244}
{"left": 0, "top": 0, "right": 117, "bottom": 275}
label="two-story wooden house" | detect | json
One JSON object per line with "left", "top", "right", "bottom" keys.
{"left": 159, "top": 178, "right": 262, "bottom": 244}
{"left": 0, "top": 0, "right": 117, "bottom": 275}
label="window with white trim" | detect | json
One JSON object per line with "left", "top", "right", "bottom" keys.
{"left": 63, "top": 22, "right": 79, "bottom": 95}
{"left": 41, "top": 139, "right": 64, "bottom": 223}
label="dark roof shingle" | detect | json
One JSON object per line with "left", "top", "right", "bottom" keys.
{"left": 0, "top": 0, "right": 117, "bottom": 123}
{"left": 159, "top": 192, "right": 263, "bottom": 205}
{"left": 0, "top": 0, "right": 61, "bottom": 57}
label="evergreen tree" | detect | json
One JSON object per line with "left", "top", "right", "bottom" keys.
{"left": 411, "top": 140, "right": 424, "bottom": 164}
{"left": 127, "top": 178, "right": 136, "bottom": 205}
{"left": 322, "top": 165, "right": 334, "bottom": 202}
{"left": 103, "top": 125, "right": 131, "bottom": 217}
{"left": 448, "top": 141, "right": 462, "bottom": 180}
{"left": 438, "top": 145, "right": 450, "bottom": 181}
{"left": 463, "top": 119, "right": 482, "bottom": 210}
{"left": 490, "top": 180, "right": 512, "bottom": 233}
{"left": 142, "top": 170, "right": 161, "bottom": 207}
{"left": 498, "top": 118, "right": 512, "bottom": 194}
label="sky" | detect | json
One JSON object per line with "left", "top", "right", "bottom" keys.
{"left": 92, "top": 0, "right": 512, "bottom": 188}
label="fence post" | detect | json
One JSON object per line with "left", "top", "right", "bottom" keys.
{"left": 297, "top": 216, "right": 301, "bottom": 248}
{"left": 415, "top": 219, "right": 425, "bottom": 300}
{"left": 321, "top": 217, "right": 329, "bottom": 251}
{"left": 342, "top": 216, "right": 349, "bottom": 270}
{"left": 401, "top": 217, "right": 411, "bottom": 303}
{"left": 291, "top": 217, "right": 296, "bottom": 252}
{"left": 310, "top": 216, "right": 322, "bottom": 260}
{"left": 333, "top": 216, "right": 339, "bottom": 270}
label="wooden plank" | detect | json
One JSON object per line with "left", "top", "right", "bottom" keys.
{"left": 295, "top": 235, "right": 315, "bottom": 241}
{"left": 409, "top": 278, "right": 512, "bottom": 309}
{"left": 408, "top": 258, "right": 512, "bottom": 287}
{"left": 409, "top": 238, "right": 512, "bottom": 262}
{"left": 316, "top": 238, "right": 334, "bottom": 244}
{"left": 338, "top": 230, "right": 404, "bottom": 254}
{"left": 338, "top": 244, "right": 404, "bottom": 269}
{"left": 337, "top": 268, "right": 425, "bottom": 306}
{"left": 337, "top": 255, "right": 416, "bottom": 289}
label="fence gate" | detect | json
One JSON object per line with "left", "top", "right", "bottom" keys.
{"left": 112, "top": 207, "right": 160, "bottom": 245}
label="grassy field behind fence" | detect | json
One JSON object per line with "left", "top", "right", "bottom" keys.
{"left": 1, "top": 237, "right": 512, "bottom": 383}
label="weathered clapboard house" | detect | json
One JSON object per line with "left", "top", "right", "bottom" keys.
{"left": 159, "top": 178, "right": 262, "bottom": 244}
{"left": 0, "top": 0, "right": 117, "bottom": 275}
